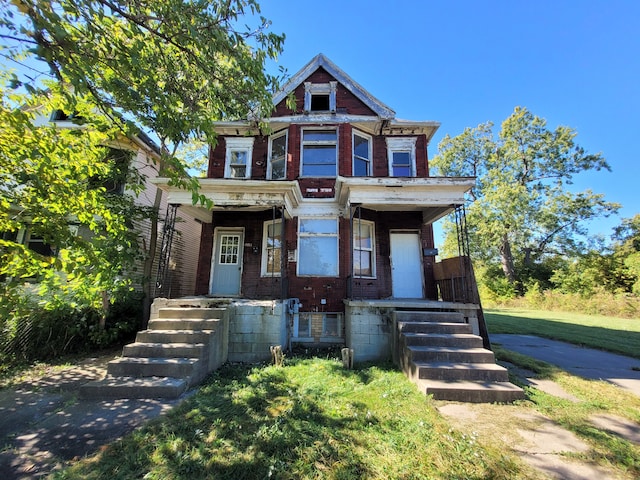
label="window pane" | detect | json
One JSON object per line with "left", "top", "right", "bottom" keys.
{"left": 272, "top": 135, "right": 286, "bottom": 158}
{"left": 299, "top": 237, "right": 338, "bottom": 276}
{"left": 303, "top": 145, "right": 336, "bottom": 164}
{"left": 300, "top": 219, "right": 337, "bottom": 234}
{"left": 354, "top": 223, "right": 371, "bottom": 249}
{"left": 271, "top": 158, "right": 285, "bottom": 179}
{"left": 323, "top": 314, "right": 341, "bottom": 337}
{"left": 231, "top": 151, "right": 247, "bottom": 165}
{"left": 310, "top": 95, "right": 330, "bottom": 111}
{"left": 354, "top": 158, "right": 368, "bottom": 176}
{"left": 392, "top": 165, "right": 411, "bottom": 176}
{"left": 230, "top": 165, "right": 246, "bottom": 178}
{"left": 266, "top": 248, "right": 281, "bottom": 274}
{"left": 298, "top": 314, "right": 311, "bottom": 337}
{"left": 392, "top": 151, "right": 410, "bottom": 166}
{"left": 303, "top": 130, "right": 337, "bottom": 142}
{"left": 354, "top": 251, "right": 372, "bottom": 276}
{"left": 267, "top": 222, "right": 282, "bottom": 246}
{"left": 354, "top": 135, "right": 369, "bottom": 158}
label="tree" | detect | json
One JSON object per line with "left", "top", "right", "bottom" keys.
{"left": 432, "top": 107, "right": 619, "bottom": 291}
{"left": 1, "top": 0, "right": 285, "bottom": 321}
{"left": 0, "top": 79, "right": 146, "bottom": 314}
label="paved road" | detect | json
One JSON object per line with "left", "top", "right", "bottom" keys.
{"left": 491, "top": 334, "right": 640, "bottom": 397}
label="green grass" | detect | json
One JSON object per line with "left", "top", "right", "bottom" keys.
{"left": 485, "top": 308, "right": 640, "bottom": 359}
{"left": 54, "top": 358, "right": 526, "bottom": 480}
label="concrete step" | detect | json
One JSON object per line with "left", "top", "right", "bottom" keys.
{"left": 399, "top": 322, "right": 473, "bottom": 334}
{"left": 157, "top": 307, "right": 226, "bottom": 319}
{"left": 403, "top": 333, "right": 483, "bottom": 348}
{"left": 418, "top": 379, "right": 525, "bottom": 403}
{"left": 80, "top": 376, "right": 188, "bottom": 399}
{"left": 136, "top": 329, "right": 212, "bottom": 344}
{"left": 107, "top": 357, "right": 200, "bottom": 379}
{"left": 408, "top": 346, "right": 496, "bottom": 363}
{"left": 123, "top": 342, "right": 206, "bottom": 359}
{"left": 395, "top": 311, "right": 465, "bottom": 323}
{"left": 148, "top": 318, "right": 221, "bottom": 331}
{"left": 411, "top": 361, "right": 510, "bottom": 382}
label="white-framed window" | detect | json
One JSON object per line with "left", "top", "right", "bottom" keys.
{"left": 353, "top": 219, "right": 375, "bottom": 278}
{"left": 298, "top": 217, "right": 338, "bottom": 276}
{"left": 224, "top": 137, "right": 254, "bottom": 179}
{"left": 352, "top": 130, "right": 372, "bottom": 176}
{"left": 301, "top": 128, "right": 337, "bottom": 177}
{"left": 386, "top": 137, "right": 417, "bottom": 177}
{"left": 304, "top": 81, "right": 337, "bottom": 113}
{"left": 267, "top": 131, "right": 287, "bottom": 180}
{"left": 261, "top": 219, "right": 282, "bottom": 276}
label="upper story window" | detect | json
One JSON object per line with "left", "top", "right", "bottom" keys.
{"left": 301, "top": 129, "right": 337, "bottom": 177}
{"left": 352, "top": 131, "right": 372, "bottom": 176}
{"left": 304, "top": 81, "right": 337, "bottom": 113}
{"left": 298, "top": 217, "right": 339, "bottom": 277}
{"left": 268, "top": 131, "right": 287, "bottom": 180}
{"left": 386, "top": 137, "right": 417, "bottom": 177}
{"left": 224, "top": 137, "right": 254, "bottom": 179}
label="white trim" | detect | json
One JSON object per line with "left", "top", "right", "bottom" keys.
{"left": 304, "top": 81, "right": 337, "bottom": 113}
{"left": 267, "top": 130, "right": 287, "bottom": 180}
{"left": 261, "top": 219, "right": 283, "bottom": 277}
{"left": 386, "top": 137, "right": 417, "bottom": 177}
{"left": 224, "top": 137, "right": 254, "bottom": 179}
{"left": 352, "top": 129, "right": 372, "bottom": 176}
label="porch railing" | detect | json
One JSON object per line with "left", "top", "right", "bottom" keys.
{"left": 434, "top": 255, "right": 491, "bottom": 349}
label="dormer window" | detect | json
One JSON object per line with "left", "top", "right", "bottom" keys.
{"left": 386, "top": 137, "right": 417, "bottom": 177}
{"left": 224, "top": 137, "right": 254, "bottom": 179}
{"left": 304, "top": 81, "right": 337, "bottom": 113}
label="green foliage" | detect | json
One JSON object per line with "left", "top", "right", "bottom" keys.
{"left": 433, "top": 107, "right": 619, "bottom": 289}
{"left": 0, "top": 287, "right": 141, "bottom": 366}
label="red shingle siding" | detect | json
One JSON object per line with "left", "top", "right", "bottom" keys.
{"left": 207, "top": 140, "right": 226, "bottom": 178}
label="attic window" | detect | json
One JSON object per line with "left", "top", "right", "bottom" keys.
{"left": 50, "top": 109, "right": 83, "bottom": 122}
{"left": 304, "top": 81, "right": 337, "bottom": 113}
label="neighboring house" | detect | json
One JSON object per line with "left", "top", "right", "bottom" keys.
{"left": 7, "top": 107, "right": 201, "bottom": 299}
{"left": 154, "top": 54, "right": 478, "bottom": 355}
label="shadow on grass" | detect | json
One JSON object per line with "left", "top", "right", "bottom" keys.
{"left": 62, "top": 363, "right": 376, "bottom": 479}
{"left": 486, "top": 312, "right": 640, "bottom": 359}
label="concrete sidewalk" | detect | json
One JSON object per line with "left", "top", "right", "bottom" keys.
{"left": 0, "top": 351, "right": 191, "bottom": 479}
{"left": 491, "top": 334, "right": 640, "bottom": 397}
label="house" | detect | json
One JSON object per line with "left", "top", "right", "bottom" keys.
{"left": 5, "top": 105, "right": 201, "bottom": 300}
{"left": 155, "top": 53, "right": 476, "bottom": 340}
{"left": 98, "top": 54, "right": 523, "bottom": 402}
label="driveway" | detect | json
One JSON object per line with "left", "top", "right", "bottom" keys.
{"left": 491, "top": 334, "right": 640, "bottom": 397}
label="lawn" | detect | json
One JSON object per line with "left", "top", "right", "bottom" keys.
{"left": 54, "top": 358, "right": 527, "bottom": 480}
{"left": 485, "top": 308, "right": 640, "bottom": 359}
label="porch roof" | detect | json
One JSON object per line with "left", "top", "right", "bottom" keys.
{"left": 151, "top": 178, "right": 303, "bottom": 222}
{"left": 335, "top": 176, "right": 475, "bottom": 224}
{"left": 151, "top": 175, "right": 474, "bottom": 224}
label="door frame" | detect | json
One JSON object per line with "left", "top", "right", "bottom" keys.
{"left": 209, "top": 227, "right": 245, "bottom": 296}
{"left": 389, "top": 229, "right": 425, "bottom": 298}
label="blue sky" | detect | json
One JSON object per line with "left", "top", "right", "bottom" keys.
{"left": 261, "top": 0, "right": 639, "bottom": 244}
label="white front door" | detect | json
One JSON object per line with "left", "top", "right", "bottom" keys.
{"left": 210, "top": 229, "right": 244, "bottom": 296}
{"left": 390, "top": 232, "right": 424, "bottom": 298}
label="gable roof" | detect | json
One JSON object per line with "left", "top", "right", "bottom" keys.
{"left": 272, "top": 53, "right": 396, "bottom": 120}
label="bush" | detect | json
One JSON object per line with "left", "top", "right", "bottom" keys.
{"left": 0, "top": 287, "right": 141, "bottom": 367}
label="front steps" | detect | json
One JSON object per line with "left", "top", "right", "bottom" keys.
{"left": 80, "top": 306, "right": 227, "bottom": 399}
{"left": 396, "top": 310, "right": 524, "bottom": 403}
